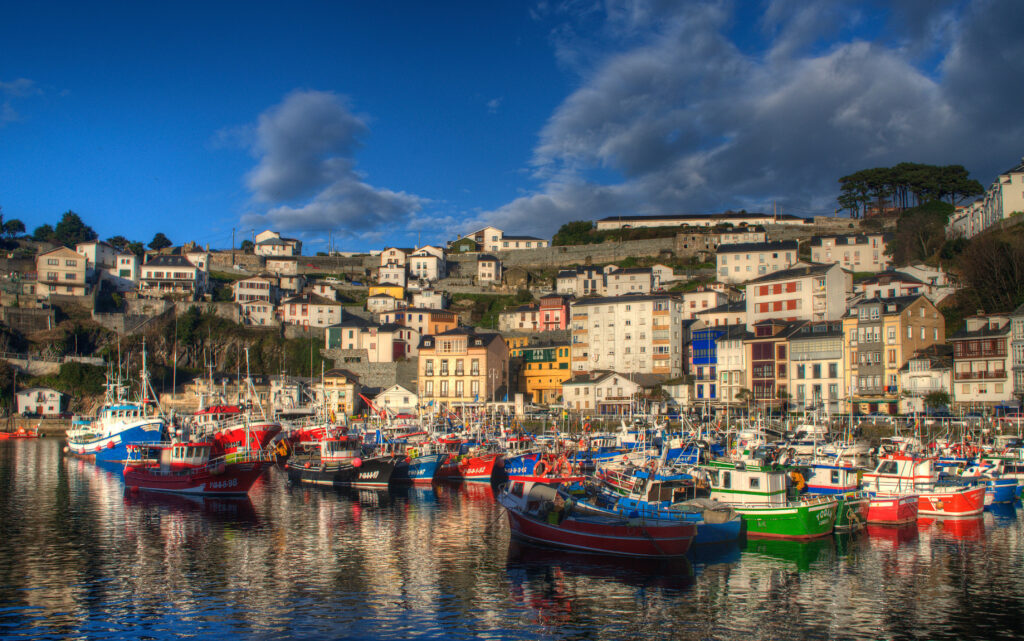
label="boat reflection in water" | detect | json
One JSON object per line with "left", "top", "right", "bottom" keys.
{"left": 742, "top": 536, "right": 837, "bottom": 572}
{"left": 688, "top": 540, "right": 743, "bottom": 568}
{"left": 866, "top": 523, "right": 920, "bottom": 549}
{"left": 984, "top": 501, "right": 1018, "bottom": 526}
{"left": 122, "top": 490, "right": 259, "bottom": 524}
{"left": 918, "top": 515, "right": 985, "bottom": 542}
{"left": 506, "top": 540, "right": 695, "bottom": 593}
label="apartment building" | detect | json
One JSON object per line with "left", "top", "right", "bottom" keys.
{"left": 810, "top": 234, "right": 891, "bottom": 273}
{"left": 695, "top": 300, "right": 746, "bottom": 328}
{"left": 233, "top": 275, "right": 279, "bottom": 304}
{"left": 417, "top": 328, "right": 509, "bottom": 404}
{"left": 604, "top": 268, "right": 654, "bottom": 296}
{"left": 318, "top": 369, "right": 361, "bottom": 416}
{"left": 378, "top": 264, "right": 407, "bottom": 287}
{"left": 691, "top": 324, "right": 751, "bottom": 406}
{"left": 411, "top": 288, "right": 447, "bottom": 309}
{"left": 899, "top": 345, "right": 953, "bottom": 414}
{"left": 1012, "top": 302, "right": 1024, "bottom": 397}
{"left": 716, "top": 241, "right": 798, "bottom": 284}
{"left": 379, "top": 307, "right": 458, "bottom": 337}
{"left": 278, "top": 293, "right": 343, "bottom": 328}
{"left": 951, "top": 314, "right": 1013, "bottom": 408}
{"left": 595, "top": 212, "right": 809, "bottom": 231}
{"left": 498, "top": 295, "right": 570, "bottom": 333}
{"left": 325, "top": 317, "right": 420, "bottom": 362}
{"left": 744, "top": 320, "right": 803, "bottom": 409}
{"left": 948, "top": 157, "right": 1024, "bottom": 239}
{"left": 408, "top": 247, "right": 446, "bottom": 282}
{"left": 680, "top": 288, "right": 729, "bottom": 320}
{"left": 139, "top": 254, "right": 206, "bottom": 300}
{"left": 555, "top": 266, "right": 604, "bottom": 296}
{"left": 510, "top": 342, "right": 571, "bottom": 404}
{"left": 745, "top": 263, "right": 849, "bottom": 329}
{"left": 570, "top": 294, "right": 684, "bottom": 377}
{"left": 843, "top": 295, "right": 945, "bottom": 414}
{"left": 788, "top": 321, "right": 845, "bottom": 413}
{"left": 35, "top": 246, "right": 88, "bottom": 298}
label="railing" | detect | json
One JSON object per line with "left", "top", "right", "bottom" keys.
{"left": 954, "top": 371, "right": 1007, "bottom": 380}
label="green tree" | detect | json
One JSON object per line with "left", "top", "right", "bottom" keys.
{"left": 3, "top": 219, "right": 25, "bottom": 238}
{"left": 552, "top": 221, "right": 597, "bottom": 246}
{"left": 240, "top": 239, "right": 255, "bottom": 253}
{"left": 33, "top": 224, "right": 55, "bottom": 242}
{"left": 107, "top": 235, "right": 130, "bottom": 251}
{"left": 127, "top": 241, "right": 145, "bottom": 257}
{"left": 889, "top": 201, "right": 953, "bottom": 264}
{"left": 924, "top": 390, "right": 951, "bottom": 410}
{"left": 149, "top": 232, "right": 172, "bottom": 250}
{"left": 53, "top": 211, "right": 98, "bottom": 246}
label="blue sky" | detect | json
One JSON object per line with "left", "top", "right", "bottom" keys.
{"left": 2, "top": 1, "right": 1022, "bottom": 253}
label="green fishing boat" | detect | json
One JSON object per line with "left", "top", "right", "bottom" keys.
{"left": 696, "top": 460, "right": 837, "bottom": 539}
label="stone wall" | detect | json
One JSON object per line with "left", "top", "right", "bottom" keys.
{"left": 284, "top": 325, "right": 327, "bottom": 340}
{"left": 319, "top": 350, "right": 419, "bottom": 390}
{"left": 445, "top": 237, "right": 677, "bottom": 272}
{"left": 91, "top": 312, "right": 164, "bottom": 336}
{"left": 1, "top": 307, "right": 56, "bottom": 333}
{"left": 208, "top": 252, "right": 264, "bottom": 272}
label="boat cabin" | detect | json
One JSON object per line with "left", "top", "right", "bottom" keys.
{"left": 861, "top": 455, "right": 937, "bottom": 493}
{"left": 102, "top": 403, "right": 146, "bottom": 421}
{"left": 803, "top": 463, "right": 859, "bottom": 494}
{"left": 320, "top": 437, "right": 362, "bottom": 462}
{"left": 702, "top": 462, "right": 788, "bottom": 506}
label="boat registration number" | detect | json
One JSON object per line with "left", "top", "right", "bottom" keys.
{"left": 209, "top": 478, "right": 239, "bottom": 489}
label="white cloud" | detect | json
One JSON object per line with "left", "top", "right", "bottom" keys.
{"left": 480, "top": 0, "right": 1024, "bottom": 236}
{"left": 0, "top": 77, "right": 42, "bottom": 126}
{"left": 237, "top": 90, "right": 426, "bottom": 233}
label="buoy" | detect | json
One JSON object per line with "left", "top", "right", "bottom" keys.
{"left": 107, "top": 441, "right": 116, "bottom": 449}
{"left": 63, "top": 446, "right": 69, "bottom": 453}
{"left": 352, "top": 457, "right": 363, "bottom": 468}
{"left": 304, "top": 462, "right": 311, "bottom": 469}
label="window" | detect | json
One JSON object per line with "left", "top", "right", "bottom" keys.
{"left": 722, "top": 472, "right": 731, "bottom": 489}
{"left": 828, "top": 363, "right": 838, "bottom": 378}
{"left": 424, "top": 381, "right": 433, "bottom": 396}
{"left": 749, "top": 477, "right": 760, "bottom": 489}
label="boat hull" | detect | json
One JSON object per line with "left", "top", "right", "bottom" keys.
{"left": 392, "top": 453, "right": 447, "bottom": 485}
{"left": 505, "top": 509, "right": 695, "bottom": 557}
{"left": 436, "top": 453, "right": 503, "bottom": 483}
{"left": 285, "top": 456, "right": 397, "bottom": 488}
{"left": 834, "top": 493, "right": 871, "bottom": 530}
{"left": 866, "top": 494, "right": 919, "bottom": 525}
{"left": 212, "top": 422, "right": 281, "bottom": 459}
{"left": 734, "top": 499, "right": 838, "bottom": 540}
{"left": 918, "top": 485, "right": 985, "bottom": 517}
{"left": 124, "top": 461, "right": 268, "bottom": 496}
{"left": 67, "top": 421, "right": 165, "bottom": 464}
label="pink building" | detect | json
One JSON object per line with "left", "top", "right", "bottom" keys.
{"left": 498, "top": 295, "right": 569, "bottom": 332}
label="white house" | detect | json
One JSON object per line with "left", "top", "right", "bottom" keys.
{"left": 378, "top": 264, "right": 407, "bottom": 288}
{"left": 562, "top": 371, "right": 641, "bottom": 414}
{"left": 604, "top": 268, "right": 653, "bottom": 296}
{"left": 477, "top": 255, "right": 501, "bottom": 284}
{"left": 412, "top": 288, "right": 447, "bottom": 309}
{"left": 254, "top": 230, "right": 301, "bottom": 256}
{"left": 408, "top": 247, "right": 446, "bottom": 282}
{"left": 716, "top": 240, "right": 799, "bottom": 284}
{"left": 373, "top": 384, "right": 419, "bottom": 416}
{"left": 811, "top": 234, "right": 891, "bottom": 273}
{"left": 278, "top": 293, "right": 343, "bottom": 328}
{"left": 380, "top": 247, "right": 411, "bottom": 267}
{"left": 16, "top": 388, "right": 65, "bottom": 416}
{"left": 745, "top": 263, "right": 850, "bottom": 330}
{"left": 899, "top": 346, "right": 953, "bottom": 414}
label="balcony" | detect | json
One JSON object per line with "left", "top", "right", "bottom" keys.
{"left": 954, "top": 370, "right": 1007, "bottom": 381}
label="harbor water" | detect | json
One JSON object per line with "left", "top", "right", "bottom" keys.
{"left": 3, "top": 439, "right": 1024, "bottom": 640}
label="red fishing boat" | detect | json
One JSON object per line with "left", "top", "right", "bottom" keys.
{"left": 0, "top": 426, "right": 41, "bottom": 439}
{"left": 189, "top": 405, "right": 281, "bottom": 458}
{"left": 433, "top": 437, "right": 504, "bottom": 483}
{"left": 499, "top": 479, "right": 696, "bottom": 557}
{"left": 917, "top": 486, "right": 985, "bottom": 517}
{"left": 123, "top": 441, "right": 271, "bottom": 495}
{"left": 865, "top": 493, "right": 919, "bottom": 525}
{"left": 862, "top": 453, "right": 984, "bottom": 517}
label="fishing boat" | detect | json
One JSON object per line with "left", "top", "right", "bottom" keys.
{"left": 123, "top": 441, "right": 270, "bottom": 495}
{"left": 863, "top": 454, "right": 984, "bottom": 517}
{"left": 390, "top": 441, "right": 448, "bottom": 485}
{"left": 435, "top": 438, "right": 504, "bottom": 483}
{"left": 696, "top": 460, "right": 838, "bottom": 539}
{"left": 0, "top": 426, "right": 41, "bottom": 439}
{"left": 283, "top": 435, "right": 397, "bottom": 489}
{"left": 499, "top": 479, "right": 697, "bottom": 557}
{"left": 796, "top": 463, "right": 869, "bottom": 530}
{"left": 187, "top": 404, "right": 282, "bottom": 459}
{"left": 66, "top": 353, "right": 165, "bottom": 464}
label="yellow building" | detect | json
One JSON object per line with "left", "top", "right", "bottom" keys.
{"left": 368, "top": 284, "right": 404, "bottom": 300}
{"left": 320, "top": 369, "right": 362, "bottom": 417}
{"left": 842, "top": 295, "right": 944, "bottom": 415}
{"left": 515, "top": 343, "right": 572, "bottom": 404}
{"left": 418, "top": 328, "right": 509, "bottom": 405}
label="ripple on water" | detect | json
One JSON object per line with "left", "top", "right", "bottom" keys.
{"left": 3, "top": 440, "right": 1024, "bottom": 639}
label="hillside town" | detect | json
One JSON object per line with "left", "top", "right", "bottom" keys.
{"left": 2, "top": 158, "right": 1024, "bottom": 423}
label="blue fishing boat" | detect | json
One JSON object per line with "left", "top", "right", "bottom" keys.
{"left": 66, "top": 353, "right": 165, "bottom": 465}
